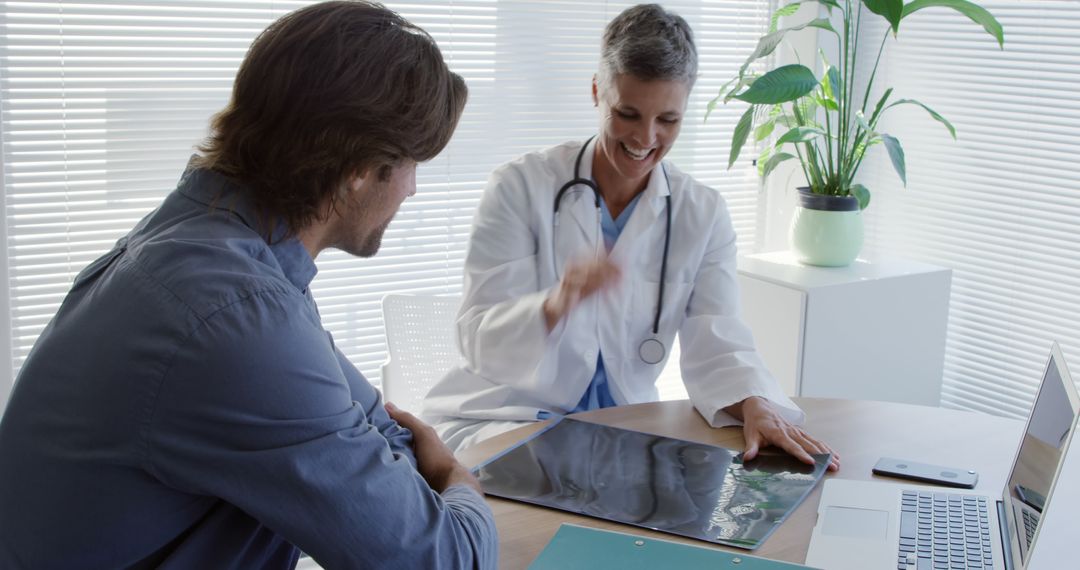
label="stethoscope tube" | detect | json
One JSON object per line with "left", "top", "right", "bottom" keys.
{"left": 552, "top": 136, "right": 672, "bottom": 365}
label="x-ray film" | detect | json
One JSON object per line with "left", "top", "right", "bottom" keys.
{"left": 473, "top": 417, "right": 830, "bottom": 550}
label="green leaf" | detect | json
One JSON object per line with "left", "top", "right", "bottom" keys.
{"left": 863, "top": 0, "right": 904, "bottom": 34}
{"left": 817, "top": 0, "right": 842, "bottom": 11}
{"left": 738, "top": 19, "right": 838, "bottom": 77}
{"left": 734, "top": 64, "right": 818, "bottom": 105}
{"left": 776, "top": 114, "right": 799, "bottom": 128}
{"left": 757, "top": 145, "right": 772, "bottom": 176}
{"left": 868, "top": 87, "right": 894, "bottom": 126}
{"left": 819, "top": 97, "right": 839, "bottom": 112}
{"left": 706, "top": 97, "right": 720, "bottom": 122}
{"left": 795, "top": 99, "right": 824, "bottom": 130}
{"left": 853, "top": 136, "right": 882, "bottom": 162}
{"left": 706, "top": 77, "right": 741, "bottom": 121}
{"left": 827, "top": 66, "right": 841, "bottom": 103}
{"left": 887, "top": 98, "right": 957, "bottom": 139}
{"left": 754, "top": 120, "right": 777, "bottom": 142}
{"left": 881, "top": 133, "right": 907, "bottom": 186}
{"left": 770, "top": 3, "right": 801, "bottom": 33}
{"left": 724, "top": 76, "right": 756, "bottom": 104}
{"left": 805, "top": 18, "right": 839, "bottom": 35}
{"left": 902, "top": 0, "right": 1004, "bottom": 48}
{"left": 777, "top": 126, "right": 826, "bottom": 144}
{"left": 850, "top": 183, "right": 871, "bottom": 210}
{"left": 762, "top": 152, "right": 797, "bottom": 178}
{"left": 728, "top": 105, "right": 757, "bottom": 169}
{"left": 817, "top": 67, "right": 840, "bottom": 111}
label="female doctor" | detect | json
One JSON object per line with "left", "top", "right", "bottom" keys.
{"left": 423, "top": 4, "right": 839, "bottom": 471}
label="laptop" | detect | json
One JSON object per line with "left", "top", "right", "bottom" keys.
{"left": 805, "top": 343, "right": 1078, "bottom": 570}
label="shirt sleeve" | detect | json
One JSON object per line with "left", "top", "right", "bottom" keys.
{"left": 454, "top": 164, "right": 562, "bottom": 390}
{"left": 331, "top": 344, "right": 417, "bottom": 469}
{"left": 144, "top": 290, "right": 497, "bottom": 570}
{"left": 677, "top": 195, "right": 804, "bottom": 428}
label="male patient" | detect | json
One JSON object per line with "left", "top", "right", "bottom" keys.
{"left": 0, "top": 2, "right": 495, "bottom": 568}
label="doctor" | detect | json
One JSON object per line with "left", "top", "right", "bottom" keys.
{"left": 424, "top": 4, "right": 839, "bottom": 472}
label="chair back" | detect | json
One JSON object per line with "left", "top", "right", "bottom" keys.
{"left": 380, "top": 294, "right": 464, "bottom": 415}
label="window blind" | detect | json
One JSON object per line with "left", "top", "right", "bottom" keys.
{"left": 0, "top": 1, "right": 769, "bottom": 402}
{"left": 853, "top": 1, "right": 1080, "bottom": 418}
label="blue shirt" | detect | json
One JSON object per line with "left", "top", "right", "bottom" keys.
{"left": 0, "top": 162, "right": 497, "bottom": 570}
{"left": 570, "top": 192, "right": 642, "bottom": 414}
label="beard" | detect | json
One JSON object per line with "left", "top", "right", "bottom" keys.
{"left": 334, "top": 215, "right": 390, "bottom": 258}
{"left": 350, "top": 217, "right": 391, "bottom": 258}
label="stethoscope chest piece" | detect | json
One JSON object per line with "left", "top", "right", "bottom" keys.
{"left": 638, "top": 337, "right": 666, "bottom": 365}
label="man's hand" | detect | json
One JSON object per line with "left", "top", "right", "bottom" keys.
{"left": 385, "top": 402, "right": 483, "bottom": 494}
{"left": 725, "top": 396, "right": 841, "bottom": 472}
{"left": 543, "top": 257, "right": 621, "bottom": 331}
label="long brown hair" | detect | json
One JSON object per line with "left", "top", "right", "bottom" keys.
{"left": 196, "top": 1, "right": 468, "bottom": 238}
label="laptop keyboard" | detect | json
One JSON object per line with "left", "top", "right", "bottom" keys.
{"left": 897, "top": 491, "right": 995, "bottom": 570}
{"left": 1021, "top": 509, "right": 1039, "bottom": 549}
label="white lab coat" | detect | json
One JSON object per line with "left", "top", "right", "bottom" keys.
{"left": 423, "top": 138, "right": 802, "bottom": 434}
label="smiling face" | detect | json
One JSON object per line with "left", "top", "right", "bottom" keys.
{"left": 592, "top": 73, "right": 690, "bottom": 188}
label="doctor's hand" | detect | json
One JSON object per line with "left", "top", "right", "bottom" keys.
{"left": 385, "top": 402, "right": 483, "bottom": 495}
{"left": 728, "top": 396, "right": 841, "bottom": 472}
{"left": 542, "top": 257, "right": 622, "bottom": 331}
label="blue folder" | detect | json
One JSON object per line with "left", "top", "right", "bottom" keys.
{"left": 528, "top": 524, "right": 818, "bottom": 570}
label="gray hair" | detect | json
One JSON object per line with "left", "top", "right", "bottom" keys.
{"left": 597, "top": 4, "right": 698, "bottom": 89}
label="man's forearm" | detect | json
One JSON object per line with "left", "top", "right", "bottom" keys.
{"left": 439, "top": 464, "right": 483, "bottom": 495}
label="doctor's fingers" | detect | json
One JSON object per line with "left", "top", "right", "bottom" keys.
{"left": 562, "top": 259, "right": 621, "bottom": 297}
{"left": 744, "top": 423, "right": 813, "bottom": 466}
{"left": 790, "top": 429, "right": 828, "bottom": 456}
{"left": 760, "top": 426, "right": 817, "bottom": 466}
{"left": 571, "top": 257, "right": 621, "bottom": 282}
{"left": 791, "top": 430, "right": 841, "bottom": 471}
{"left": 773, "top": 429, "right": 812, "bottom": 466}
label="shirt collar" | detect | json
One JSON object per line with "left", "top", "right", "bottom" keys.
{"left": 176, "top": 156, "right": 319, "bottom": 292}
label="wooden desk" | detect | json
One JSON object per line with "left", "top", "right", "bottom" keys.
{"left": 457, "top": 398, "right": 1022, "bottom": 569}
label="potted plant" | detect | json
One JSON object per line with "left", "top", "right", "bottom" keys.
{"left": 710, "top": 0, "right": 1004, "bottom": 266}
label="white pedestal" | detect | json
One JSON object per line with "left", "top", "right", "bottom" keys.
{"left": 737, "top": 251, "right": 951, "bottom": 406}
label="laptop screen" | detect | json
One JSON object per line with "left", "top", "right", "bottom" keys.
{"left": 1003, "top": 349, "right": 1079, "bottom": 565}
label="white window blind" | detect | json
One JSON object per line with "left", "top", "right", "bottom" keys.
{"left": 853, "top": 1, "right": 1080, "bottom": 418}
{"left": 0, "top": 0, "right": 769, "bottom": 401}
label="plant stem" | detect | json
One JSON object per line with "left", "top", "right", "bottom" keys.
{"left": 846, "top": 30, "right": 890, "bottom": 184}
{"left": 791, "top": 101, "right": 824, "bottom": 189}
{"left": 860, "top": 31, "right": 890, "bottom": 117}
{"left": 844, "top": 30, "right": 890, "bottom": 186}
{"left": 791, "top": 131, "right": 814, "bottom": 190}
{"left": 843, "top": 1, "right": 862, "bottom": 193}
{"left": 824, "top": 91, "right": 835, "bottom": 183}
{"left": 840, "top": 0, "right": 852, "bottom": 193}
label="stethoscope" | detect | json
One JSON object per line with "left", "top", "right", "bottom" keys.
{"left": 552, "top": 135, "right": 672, "bottom": 365}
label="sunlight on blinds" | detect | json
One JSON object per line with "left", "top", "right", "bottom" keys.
{"left": 0, "top": 1, "right": 768, "bottom": 392}
{"left": 854, "top": 1, "right": 1080, "bottom": 418}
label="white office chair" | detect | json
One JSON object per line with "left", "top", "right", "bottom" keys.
{"left": 379, "top": 293, "right": 465, "bottom": 415}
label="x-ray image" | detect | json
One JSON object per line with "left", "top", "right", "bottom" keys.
{"left": 474, "top": 417, "right": 830, "bottom": 549}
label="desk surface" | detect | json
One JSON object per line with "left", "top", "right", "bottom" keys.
{"left": 457, "top": 398, "right": 1022, "bottom": 570}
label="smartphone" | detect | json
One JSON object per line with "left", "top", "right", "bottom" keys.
{"left": 872, "top": 457, "right": 978, "bottom": 489}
